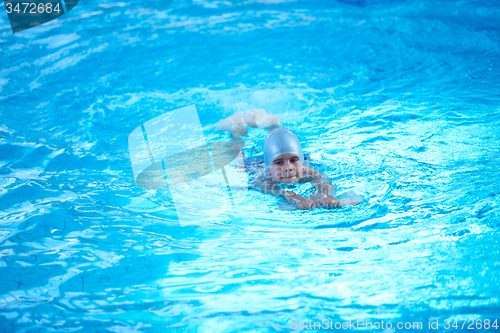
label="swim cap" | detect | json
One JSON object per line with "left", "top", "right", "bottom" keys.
{"left": 264, "top": 128, "right": 304, "bottom": 171}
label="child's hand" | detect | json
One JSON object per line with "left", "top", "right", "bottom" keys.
{"left": 315, "top": 183, "right": 334, "bottom": 196}
{"left": 296, "top": 197, "right": 317, "bottom": 210}
{"left": 283, "top": 191, "right": 316, "bottom": 209}
{"left": 315, "top": 195, "right": 340, "bottom": 208}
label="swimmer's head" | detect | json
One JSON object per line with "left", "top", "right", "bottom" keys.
{"left": 264, "top": 128, "right": 305, "bottom": 183}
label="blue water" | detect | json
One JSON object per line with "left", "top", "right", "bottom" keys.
{"left": 1, "top": 0, "right": 500, "bottom": 331}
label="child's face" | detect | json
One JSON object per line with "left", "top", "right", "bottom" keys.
{"left": 269, "top": 153, "right": 305, "bottom": 183}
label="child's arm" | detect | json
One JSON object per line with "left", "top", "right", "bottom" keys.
{"left": 303, "top": 166, "right": 335, "bottom": 196}
{"left": 303, "top": 166, "right": 342, "bottom": 208}
{"left": 250, "top": 176, "right": 316, "bottom": 209}
{"left": 282, "top": 191, "right": 316, "bottom": 209}
{"left": 304, "top": 166, "right": 362, "bottom": 207}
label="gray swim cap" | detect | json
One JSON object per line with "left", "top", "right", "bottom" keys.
{"left": 264, "top": 128, "right": 304, "bottom": 171}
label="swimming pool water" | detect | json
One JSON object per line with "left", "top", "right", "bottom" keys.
{"left": 1, "top": 0, "right": 500, "bottom": 331}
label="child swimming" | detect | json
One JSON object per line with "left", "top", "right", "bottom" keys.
{"left": 216, "top": 110, "right": 362, "bottom": 210}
